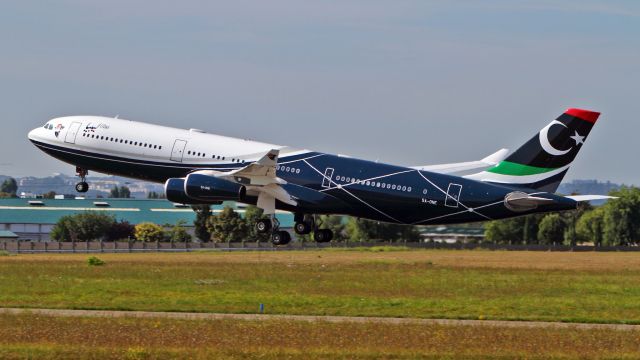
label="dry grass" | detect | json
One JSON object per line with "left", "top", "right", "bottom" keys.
{"left": 1, "top": 312, "right": 640, "bottom": 359}
{"left": 4, "top": 249, "right": 640, "bottom": 271}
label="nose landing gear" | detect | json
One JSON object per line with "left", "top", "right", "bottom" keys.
{"left": 75, "top": 167, "right": 89, "bottom": 193}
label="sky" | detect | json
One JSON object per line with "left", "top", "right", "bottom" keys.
{"left": 1, "top": 1, "right": 639, "bottom": 184}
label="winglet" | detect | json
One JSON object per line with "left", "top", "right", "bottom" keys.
{"left": 256, "top": 149, "right": 279, "bottom": 167}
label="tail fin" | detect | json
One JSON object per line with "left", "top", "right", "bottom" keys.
{"left": 466, "top": 108, "right": 600, "bottom": 192}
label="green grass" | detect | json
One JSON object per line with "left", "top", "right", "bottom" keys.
{"left": 2, "top": 250, "right": 640, "bottom": 323}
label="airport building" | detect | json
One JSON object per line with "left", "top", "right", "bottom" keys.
{"left": 0, "top": 198, "right": 294, "bottom": 241}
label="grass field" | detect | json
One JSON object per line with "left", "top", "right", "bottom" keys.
{"left": 2, "top": 249, "right": 640, "bottom": 324}
{"left": 1, "top": 312, "right": 640, "bottom": 359}
{"left": 3, "top": 249, "right": 640, "bottom": 358}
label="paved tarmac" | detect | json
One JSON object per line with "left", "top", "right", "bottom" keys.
{"left": 1, "top": 307, "right": 639, "bottom": 331}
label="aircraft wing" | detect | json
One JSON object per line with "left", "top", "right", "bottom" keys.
{"left": 224, "top": 149, "right": 281, "bottom": 186}
{"left": 217, "top": 149, "right": 297, "bottom": 212}
{"left": 411, "top": 148, "right": 509, "bottom": 174}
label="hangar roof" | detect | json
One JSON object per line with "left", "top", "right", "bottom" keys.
{"left": 0, "top": 199, "right": 294, "bottom": 227}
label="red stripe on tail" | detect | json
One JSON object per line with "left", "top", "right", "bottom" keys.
{"left": 565, "top": 108, "right": 600, "bottom": 123}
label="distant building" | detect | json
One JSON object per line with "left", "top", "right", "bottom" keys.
{"left": 0, "top": 199, "right": 293, "bottom": 241}
{"left": 421, "top": 226, "right": 485, "bottom": 244}
{"left": 0, "top": 230, "right": 18, "bottom": 241}
{"left": 558, "top": 179, "right": 621, "bottom": 196}
{"left": 12, "top": 174, "right": 165, "bottom": 199}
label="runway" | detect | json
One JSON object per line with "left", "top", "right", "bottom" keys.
{"left": 2, "top": 307, "right": 638, "bottom": 331}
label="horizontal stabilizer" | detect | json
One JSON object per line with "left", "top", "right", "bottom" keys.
{"left": 413, "top": 148, "right": 509, "bottom": 174}
{"left": 565, "top": 195, "right": 618, "bottom": 202}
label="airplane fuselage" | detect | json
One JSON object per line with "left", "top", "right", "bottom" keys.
{"left": 28, "top": 116, "right": 577, "bottom": 225}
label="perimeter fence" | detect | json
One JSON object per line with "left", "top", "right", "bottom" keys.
{"left": 2, "top": 240, "right": 639, "bottom": 253}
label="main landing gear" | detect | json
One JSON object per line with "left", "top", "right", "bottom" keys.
{"left": 256, "top": 216, "right": 291, "bottom": 246}
{"left": 75, "top": 167, "right": 89, "bottom": 193}
{"left": 255, "top": 214, "right": 334, "bottom": 246}
{"left": 294, "top": 213, "right": 333, "bottom": 243}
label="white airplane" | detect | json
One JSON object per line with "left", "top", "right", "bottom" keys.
{"left": 28, "top": 108, "right": 608, "bottom": 244}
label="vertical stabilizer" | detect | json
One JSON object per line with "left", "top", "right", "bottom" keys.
{"left": 465, "top": 108, "right": 600, "bottom": 192}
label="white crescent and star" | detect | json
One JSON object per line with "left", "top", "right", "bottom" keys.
{"left": 570, "top": 131, "right": 585, "bottom": 145}
{"left": 538, "top": 120, "right": 585, "bottom": 156}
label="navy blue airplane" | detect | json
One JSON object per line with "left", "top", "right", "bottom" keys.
{"left": 28, "top": 108, "right": 609, "bottom": 244}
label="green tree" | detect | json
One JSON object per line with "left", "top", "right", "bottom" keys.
{"left": 318, "top": 215, "right": 347, "bottom": 241}
{"left": 43, "top": 191, "right": 57, "bottom": 199}
{"left": 51, "top": 212, "right": 116, "bottom": 241}
{"left": 147, "top": 191, "right": 162, "bottom": 199}
{"left": 345, "top": 218, "right": 419, "bottom": 242}
{"left": 169, "top": 220, "right": 192, "bottom": 243}
{"left": 134, "top": 223, "right": 165, "bottom": 242}
{"left": 345, "top": 218, "right": 369, "bottom": 242}
{"left": 0, "top": 178, "right": 18, "bottom": 198}
{"left": 119, "top": 186, "right": 131, "bottom": 198}
{"left": 602, "top": 187, "right": 640, "bottom": 246}
{"left": 106, "top": 220, "right": 136, "bottom": 241}
{"left": 110, "top": 186, "right": 131, "bottom": 199}
{"left": 484, "top": 217, "right": 524, "bottom": 244}
{"left": 50, "top": 215, "right": 77, "bottom": 241}
{"left": 483, "top": 214, "right": 546, "bottom": 245}
{"left": 561, "top": 201, "right": 593, "bottom": 246}
{"left": 244, "top": 205, "right": 270, "bottom": 242}
{"left": 576, "top": 207, "right": 605, "bottom": 246}
{"left": 192, "top": 205, "right": 212, "bottom": 242}
{"left": 537, "top": 214, "right": 566, "bottom": 245}
{"left": 206, "top": 206, "right": 247, "bottom": 243}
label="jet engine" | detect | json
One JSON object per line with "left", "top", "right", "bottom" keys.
{"left": 184, "top": 173, "right": 247, "bottom": 202}
{"left": 164, "top": 178, "right": 204, "bottom": 205}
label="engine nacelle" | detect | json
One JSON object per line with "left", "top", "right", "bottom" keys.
{"left": 184, "top": 173, "right": 246, "bottom": 202}
{"left": 164, "top": 178, "right": 207, "bottom": 205}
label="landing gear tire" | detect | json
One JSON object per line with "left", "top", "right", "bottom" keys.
{"left": 294, "top": 221, "right": 312, "bottom": 235}
{"left": 75, "top": 182, "right": 89, "bottom": 193}
{"left": 315, "top": 229, "right": 333, "bottom": 243}
{"left": 75, "top": 167, "right": 89, "bottom": 193}
{"left": 256, "top": 219, "right": 272, "bottom": 234}
{"left": 272, "top": 230, "right": 291, "bottom": 246}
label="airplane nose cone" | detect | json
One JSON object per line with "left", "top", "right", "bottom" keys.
{"left": 28, "top": 127, "right": 41, "bottom": 142}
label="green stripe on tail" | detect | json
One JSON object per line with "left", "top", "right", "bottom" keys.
{"left": 487, "top": 161, "right": 556, "bottom": 176}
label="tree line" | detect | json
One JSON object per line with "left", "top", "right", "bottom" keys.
{"left": 193, "top": 205, "right": 422, "bottom": 243}
{"left": 51, "top": 213, "right": 191, "bottom": 243}
{"left": 0, "top": 178, "right": 18, "bottom": 198}
{"left": 41, "top": 186, "right": 640, "bottom": 245}
{"left": 49, "top": 204, "right": 423, "bottom": 243}
{"left": 485, "top": 187, "right": 640, "bottom": 246}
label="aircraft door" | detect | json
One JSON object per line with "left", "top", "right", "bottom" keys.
{"left": 170, "top": 140, "right": 187, "bottom": 162}
{"left": 445, "top": 183, "right": 463, "bottom": 208}
{"left": 64, "top": 122, "right": 82, "bottom": 144}
{"left": 321, "top": 167, "right": 334, "bottom": 188}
